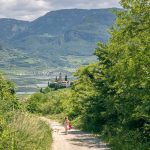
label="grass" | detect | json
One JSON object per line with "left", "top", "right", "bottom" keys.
{"left": 10, "top": 112, "right": 52, "bottom": 150}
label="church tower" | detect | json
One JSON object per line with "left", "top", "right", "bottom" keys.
{"left": 65, "top": 74, "right": 68, "bottom": 81}
{"left": 58, "top": 72, "right": 62, "bottom": 82}
{"left": 55, "top": 76, "right": 58, "bottom": 82}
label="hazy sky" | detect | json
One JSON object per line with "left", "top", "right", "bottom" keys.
{"left": 0, "top": 0, "right": 121, "bottom": 21}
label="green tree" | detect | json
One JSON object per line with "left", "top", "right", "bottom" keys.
{"left": 66, "top": 0, "right": 150, "bottom": 149}
{"left": 0, "top": 73, "right": 18, "bottom": 149}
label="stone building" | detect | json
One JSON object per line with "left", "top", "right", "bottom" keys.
{"left": 54, "top": 73, "right": 71, "bottom": 88}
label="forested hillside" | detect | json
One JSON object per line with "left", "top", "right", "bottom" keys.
{"left": 27, "top": 0, "right": 150, "bottom": 149}
{"left": 0, "top": 8, "right": 116, "bottom": 70}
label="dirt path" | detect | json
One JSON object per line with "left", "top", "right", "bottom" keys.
{"left": 41, "top": 117, "right": 110, "bottom": 150}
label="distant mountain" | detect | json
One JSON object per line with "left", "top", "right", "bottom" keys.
{"left": 0, "top": 8, "right": 117, "bottom": 71}
{"left": 0, "top": 19, "right": 29, "bottom": 43}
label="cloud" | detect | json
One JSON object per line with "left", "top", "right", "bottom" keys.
{"left": 0, "top": 0, "right": 121, "bottom": 21}
{"left": 49, "top": 0, "right": 121, "bottom": 9}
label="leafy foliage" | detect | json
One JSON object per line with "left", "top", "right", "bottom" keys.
{"left": 28, "top": 1, "right": 150, "bottom": 149}
{"left": 0, "top": 73, "right": 52, "bottom": 149}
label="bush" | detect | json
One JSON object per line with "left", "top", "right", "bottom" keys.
{"left": 0, "top": 72, "right": 53, "bottom": 150}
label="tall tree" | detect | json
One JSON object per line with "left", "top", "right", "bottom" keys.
{"left": 69, "top": 0, "right": 150, "bottom": 148}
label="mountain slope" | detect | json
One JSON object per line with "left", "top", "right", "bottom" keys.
{"left": 0, "top": 8, "right": 117, "bottom": 70}
{"left": 0, "top": 19, "right": 29, "bottom": 43}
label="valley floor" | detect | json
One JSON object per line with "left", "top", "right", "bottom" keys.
{"left": 41, "top": 117, "right": 110, "bottom": 150}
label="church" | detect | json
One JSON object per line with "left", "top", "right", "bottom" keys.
{"left": 54, "top": 73, "right": 71, "bottom": 88}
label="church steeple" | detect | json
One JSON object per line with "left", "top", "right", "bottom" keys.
{"left": 55, "top": 76, "right": 58, "bottom": 82}
{"left": 65, "top": 74, "right": 68, "bottom": 81}
{"left": 58, "top": 72, "right": 62, "bottom": 81}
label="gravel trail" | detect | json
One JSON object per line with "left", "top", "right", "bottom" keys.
{"left": 41, "top": 117, "right": 110, "bottom": 150}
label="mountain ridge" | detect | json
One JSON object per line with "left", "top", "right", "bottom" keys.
{"left": 0, "top": 8, "right": 117, "bottom": 71}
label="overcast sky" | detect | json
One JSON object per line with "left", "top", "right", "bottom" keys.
{"left": 0, "top": 0, "right": 121, "bottom": 21}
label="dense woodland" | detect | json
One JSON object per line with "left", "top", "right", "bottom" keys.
{"left": 0, "top": 0, "right": 150, "bottom": 150}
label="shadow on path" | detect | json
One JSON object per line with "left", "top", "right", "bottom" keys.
{"left": 67, "top": 129, "right": 110, "bottom": 149}
{"left": 41, "top": 117, "right": 110, "bottom": 150}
